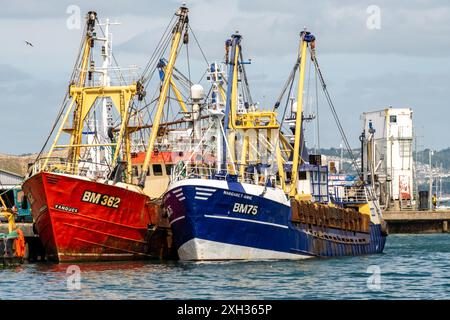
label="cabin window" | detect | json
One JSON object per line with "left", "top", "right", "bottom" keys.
{"left": 153, "top": 164, "right": 163, "bottom": 176}
{"left": 390, "top": 115, "right": 397, "bottom": 123}
{"left": 299, "top": 171, "right": 307, "bottom": 180}
{"left": 132, "top": 165, "right": 139, "bottom": 177}
{"left": 165, "top": 164, "right": 173, "bottom": 176}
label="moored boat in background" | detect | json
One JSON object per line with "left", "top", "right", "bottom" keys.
{"left": 164, "top": 30, "right": 388, "bottom": 260}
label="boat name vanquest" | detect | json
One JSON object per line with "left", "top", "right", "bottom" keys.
{"left": 54, "top": 204, "right": 78, "bottom": 213}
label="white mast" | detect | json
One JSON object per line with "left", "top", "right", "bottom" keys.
{"left": 100, "top": 18, "right": 114, "bottom": 166}
{"left": 83, "top": 18, "right": 123, "bottom": 178}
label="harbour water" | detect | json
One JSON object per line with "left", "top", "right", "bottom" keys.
{"left": 1, "top": 234, "right": 449, "bottom": 299}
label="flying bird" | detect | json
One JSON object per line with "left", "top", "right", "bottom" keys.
{"left": 24, "top": 40, "right": 34, "bottom": 47}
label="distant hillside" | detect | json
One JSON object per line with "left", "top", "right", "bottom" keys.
{"left": 316, "top": 147, "right": 450, "bottom": 170}
{"left": 415, "top": 148, "right": 450, "bottom": 169}
{"left": 0, "top": 153, "right": 38, "bottom": 176}
{"left": 0, "top": 150, "right": 66, "bottom": 177}
{"left": 308, "top": 147, "right": 361, "bottom": 160}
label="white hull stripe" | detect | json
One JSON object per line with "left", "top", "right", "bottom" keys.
{"left": 195, "top": 196, "right": 209, "bottom": 200}
{"left": 178, "top": 196, "right": 186, "bottom": 201}
{"left": 195, "top": 187, "right": 217, "bottom": 192}
{"left": 169, "top": 179, "right": 290, "bottom": 207}
{"left": 175, "top": 193, "right": 184, "bottom": 198}
{"left": 170, "top": 215, "right": 186, "bottom": 226}
{"left": 196, "top": 191, "right": 213, "bottom": 196}
{"left": 173, "top": 188, "right": 183, "bottom": 195}
{"left": 204, "top": 214, "right": 289, "bottom": 229}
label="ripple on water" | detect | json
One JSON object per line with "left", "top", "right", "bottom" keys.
{"left": 1, "top": 234, "right": 450, "bottom": 299}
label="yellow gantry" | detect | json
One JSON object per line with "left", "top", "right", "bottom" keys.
{"left": 42, "top": 12, "right": 139, "bottom": 184}
{"left": 224, "top": 33, "right": 281, "bottom": 181}
{"left": 139, "top": 6, "right": 189, "bottom": 187}
{"left": 170, "top": 79, "right": 189, "bottom": 113}
{"left": 289, "top": 33, "right": 309, "bottom": 197}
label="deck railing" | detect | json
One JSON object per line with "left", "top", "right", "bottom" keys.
{"left": 28, "top": 157, "right": 112, "bottom": 180}
{"left": 330, "top": 186, "right": 368, "bottom": 204}
{"left": 171, "top": 162, "right": 277, "bottom": 188}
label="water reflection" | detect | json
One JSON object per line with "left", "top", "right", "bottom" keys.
{"left": 1, "top": 234, "right": 449, "bottom": 299}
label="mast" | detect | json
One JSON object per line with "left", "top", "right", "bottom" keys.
{"left": 289, "top": 30, "right": 315, "bottom": 197}
{"left": 208, "top": 62, "right": 226, "bottom": 172}
{"left": 68, "top": 11, "right": 97, "bottom": 168}
{"left": 222, "top": 33, "right": 241, "bottom": 173}
{"left": 98, "top": 18, "right": 119, "bottom": 166}
{"left": 221, "top": 33, "right": 279, "bottom": 182}
{"left": 139, "top": 5, "right": 189, "bottom": 187}
{"left": 42, "top": 11, "right": 140, "bottom": 183}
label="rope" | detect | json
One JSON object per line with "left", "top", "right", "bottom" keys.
{"left": 315, "top": 63, "right": 320, "bottom": 153}
{"left": 273, "top": 55, "right": 300, "bottom": 110}
{"left": 188, "top": 25, "right": 210, "bottom": 69}
{"left": 311, "top": 51, "right": 361, "bottom": 176}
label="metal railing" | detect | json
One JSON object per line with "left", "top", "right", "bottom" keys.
{"left": 330, "top": 186, "right": 368, "bottom": 204}
{"left": 171, "top": 162, "right": 277, "bottom": 188}
{"left": 28, "top": 157, "right": 113, "bottom": 180}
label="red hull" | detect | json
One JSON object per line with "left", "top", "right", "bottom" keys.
{"left": 22, "top": 172, "right": 157, "bottom": 262}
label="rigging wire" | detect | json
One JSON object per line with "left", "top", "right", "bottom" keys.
{"left": 33, "top": 24, "right": 89, "bottom": 164}
{"left": 314, "top": 63, "right": 320, "bottom": 153}
{"left": 141, "top": 14, "right": 177, "bottom": 80}
{"left": 188, "top": 25, "right": 210, "bottom": 69}
{"left": 238, "top": 51, "right": 254, "bottom": 106}
{"left": 311, "top": 49, "right": 360, "bottom": 176}
{"left": 272, "top": 55, "right": 301, "bottom": 111}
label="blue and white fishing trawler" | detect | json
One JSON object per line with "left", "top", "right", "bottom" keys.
{"left": 163, "top": 30, "right": 388, "bottom": 260}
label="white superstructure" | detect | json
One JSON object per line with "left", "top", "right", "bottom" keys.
{"left": 361, "top": 107, "right": 414, "bottom": 210}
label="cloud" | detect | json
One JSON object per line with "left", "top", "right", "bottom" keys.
{"left": 0, "top": 77, "right": 66, "bottom": 154}
{"left": 0, "top": 64, "right": 32, "bottom": 82}
{"left": 0, "top": 0, "right": 179, "bottom": 19}
{"left": 1, "top": 0, "right": 450, "bottom": 154}
{"left": 329, "top": 71, "right": 450, "bottom": 149}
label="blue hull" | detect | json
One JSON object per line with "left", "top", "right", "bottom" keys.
{"left": 164, "top": 182, "right": 387, "bottom": 260}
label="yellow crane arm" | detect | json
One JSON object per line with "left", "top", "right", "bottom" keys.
{"left": 139, "top": 6, "right": 189, "bottom": 187}
{"left": 289, "top": 34, "right": 309, "bottom": 197}
{"left": 170, "top": 78, "right": 188, "bottom": 113}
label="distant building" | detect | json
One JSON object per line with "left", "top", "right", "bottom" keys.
{"left": 361, "top": 107, "right": 414, "bottom": 210}
{"left": 0, "top": 168, "right": 31, "bottom": 220}
{"left": 1, "top": 168, "right": 24, "bottom": 205}
{"left": 0, "top": 168, "right": 23, "bottom": 189}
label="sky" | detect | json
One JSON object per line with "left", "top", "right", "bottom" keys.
{"left": 0, "top": 0, "right": 449, "bottom": 155}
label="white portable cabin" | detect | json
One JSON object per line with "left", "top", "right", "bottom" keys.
{"left": 361, "top": 108, "right": 414, "bottom": 209}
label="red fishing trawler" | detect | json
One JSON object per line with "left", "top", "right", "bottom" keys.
{"left": 21, "top": 11, "right": 157, "bottom": 262}
{"left": 22, "top": 172, "right": 156, "bottom": 262}
{"left": 22, "top": 7, "right": 191, "bottom": 262}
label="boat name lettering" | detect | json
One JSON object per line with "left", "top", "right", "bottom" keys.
{"left": 54, "top": 204, "right": 78, "bottom": 213}
{"left": 224, "top": 190, "right": 253, "bottom": 200}
{"left": 81, "top": 190, "right": 121, "bottom": 209}
{"left": 232, "top": 203, "right": 258, "bottom": 215}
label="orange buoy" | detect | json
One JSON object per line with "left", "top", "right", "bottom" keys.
{"left": 14, "top": 228, "right": 25, "bottom": 258}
